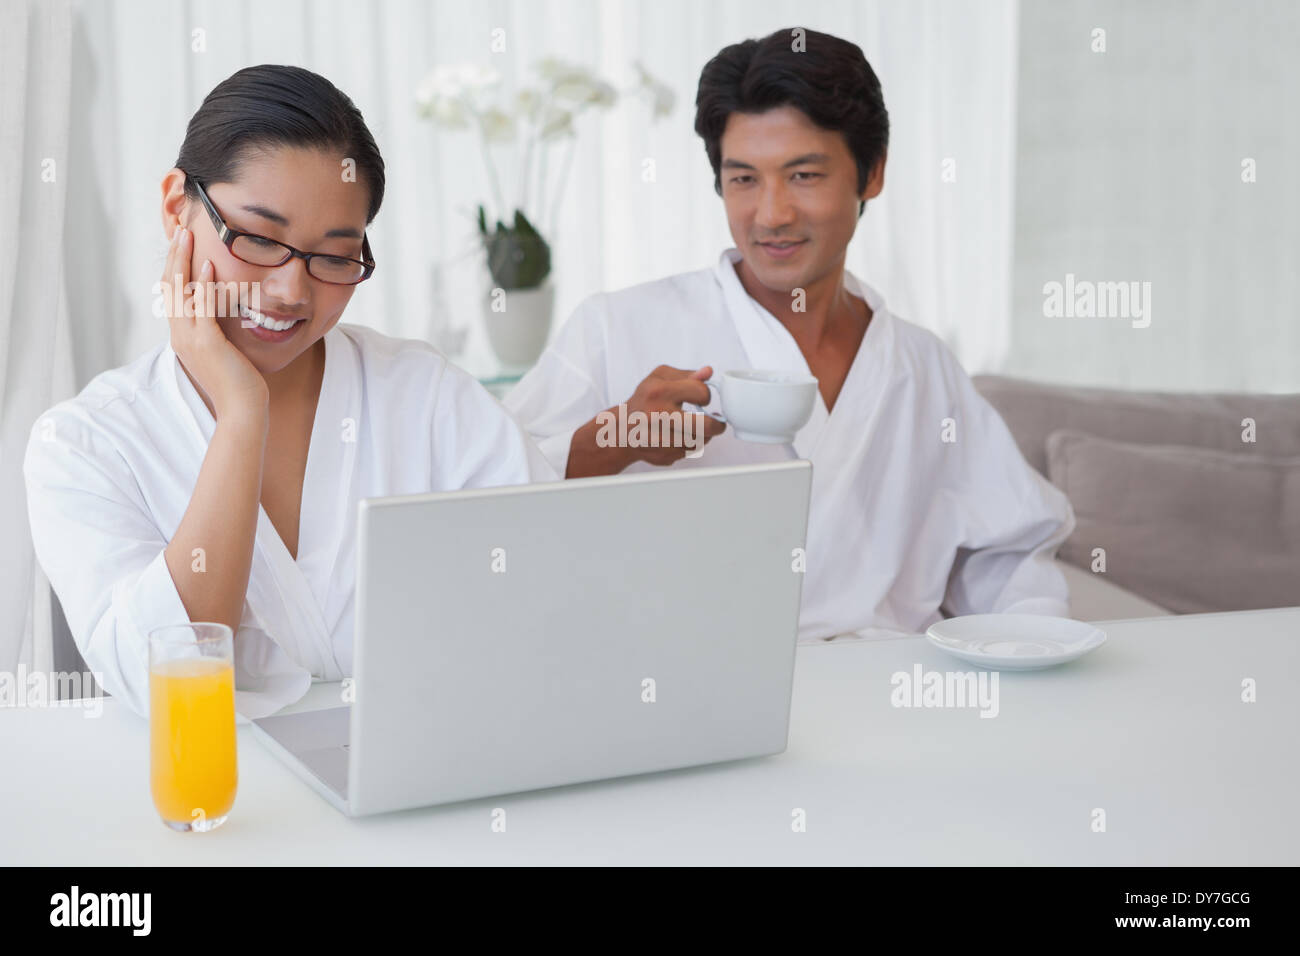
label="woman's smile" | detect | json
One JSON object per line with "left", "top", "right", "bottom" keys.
{"left": 240, "top": 303, "right": 309, "bottom": 343}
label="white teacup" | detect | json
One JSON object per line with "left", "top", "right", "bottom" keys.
{"left": 698, "top": 369, "right": 819, "bottom": 444}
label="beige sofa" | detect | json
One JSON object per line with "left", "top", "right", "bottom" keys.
{"left": 974, "top": 375, "right": 1300, "bottom": 622}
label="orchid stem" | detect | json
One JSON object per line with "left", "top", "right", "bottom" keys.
{"left": 476, "top": 114, "right": 508, "bottom": 223}
{"left": 550, "top": 135, "right": 576, "bottom": 238}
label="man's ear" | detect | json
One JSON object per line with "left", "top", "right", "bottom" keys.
{"left": 160, "top": 167, "right": 192, "bottom": 240}
{"left": 861, "top": 150, "right": 887, "bottom": 203}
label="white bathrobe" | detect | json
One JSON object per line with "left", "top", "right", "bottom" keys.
{"left": 24, "top": 322, "right": 557, "bottom": 718}
{"left": 506, "top": 249, "right": 1076, "bottom": 640}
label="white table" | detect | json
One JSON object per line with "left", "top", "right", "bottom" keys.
{"left": 3, "top": 608, "right": 1297, "bottom": 865}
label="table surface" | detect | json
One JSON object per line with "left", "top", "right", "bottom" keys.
{"left": 3, "top": 607, "right": 1297, "bottom": 865}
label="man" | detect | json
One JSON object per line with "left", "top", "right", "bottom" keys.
{"left": 505, "top": 28, "right": 1074, "bottom": 638}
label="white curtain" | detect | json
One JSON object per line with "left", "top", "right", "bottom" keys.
{"left": 1, "top": 0, "right": 1020, "bottom": 671}
{"left": 0, "top": 0, "right": 77, "bottom": 678}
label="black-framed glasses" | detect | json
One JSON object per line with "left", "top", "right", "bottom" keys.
{"left": 189, "top": 177, "right": 376, "bottom": 285}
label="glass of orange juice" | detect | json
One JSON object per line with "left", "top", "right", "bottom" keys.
{"left": 148, "top": 623, "right": 238, "bottom": 832}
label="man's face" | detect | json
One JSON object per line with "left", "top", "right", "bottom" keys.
{"left": 718, "top": 105, "right": 882, "bottom": 293}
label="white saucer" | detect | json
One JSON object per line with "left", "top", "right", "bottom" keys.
{"left": 924, "top": 614, "right": 1106, "bottom": 671}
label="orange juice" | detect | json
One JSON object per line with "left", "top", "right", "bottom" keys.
{"left": 149, "top": 657, "right": 238, "bottom": 824}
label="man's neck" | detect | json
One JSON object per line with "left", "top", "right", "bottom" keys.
{"left": 733, "top": 254, "right": 864, "bottom": 349}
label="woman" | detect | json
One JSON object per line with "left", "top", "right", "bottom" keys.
{"left": 24, "top": 65, "right": 556, "bottom": 718}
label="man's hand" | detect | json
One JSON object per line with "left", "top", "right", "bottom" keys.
{"left": 566, "top": 365, "right": 727, "bottom": 477}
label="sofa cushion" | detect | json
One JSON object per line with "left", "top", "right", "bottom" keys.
{"left": 974, "top": 375, "right": 1300, "bottom": 477}
{"left": 1046, "top": 429, "right": 1300, "bottom": 614}
{"left": 1055, "top": 558, "right": 1169, "bottom": 621}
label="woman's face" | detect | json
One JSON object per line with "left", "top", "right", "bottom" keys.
{"left": 162, "top": 146, "right": 372, "bottom": 376}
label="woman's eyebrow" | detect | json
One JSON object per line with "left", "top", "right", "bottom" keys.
{"left": 239, "top": 203, "right": 362, "bottom": 239}
{"left": 240, "top": 203, "right": 289, "bottom": 226}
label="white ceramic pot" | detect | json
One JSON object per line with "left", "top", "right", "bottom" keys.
{"left": 482, "top": 281, "right": 555, "bottom": 370}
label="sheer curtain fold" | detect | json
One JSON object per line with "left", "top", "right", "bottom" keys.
{"left": 1, "top": 0, "right": 76, "bottom": 674}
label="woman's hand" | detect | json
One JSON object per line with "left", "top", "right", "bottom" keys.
{"left": 162, "top": 223, "right": 269, "bottom": 421}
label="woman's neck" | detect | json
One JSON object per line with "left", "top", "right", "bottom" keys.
{"left": 264, "top": 337, "right": 325, "bottom": 409}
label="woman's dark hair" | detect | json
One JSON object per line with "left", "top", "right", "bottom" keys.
{"left": 694, "top": 29, "right": 889, "bottom": 209}
{"left": 175, "top": 64, "right": 385, "bottom": 223}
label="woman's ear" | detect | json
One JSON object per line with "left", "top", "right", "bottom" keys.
{"left": 160, "top": 167, "right": 190, "bottom": 240}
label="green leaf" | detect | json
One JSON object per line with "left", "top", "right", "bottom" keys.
{"left": 513, "top": 209, "right": 541, "bottom": 238}
{"left": 483, "top": 228, "right": 551, "bottom": 290}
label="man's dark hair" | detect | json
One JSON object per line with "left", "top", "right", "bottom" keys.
{"left": 694, "top": 28, "right": 889, "bottom": 210}
{"left": 175, "top": 64, "right": 385, "bottom": 223}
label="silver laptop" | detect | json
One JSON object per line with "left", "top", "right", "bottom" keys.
{"left": 251, "top": 460, "right": 812, "bottom": 816}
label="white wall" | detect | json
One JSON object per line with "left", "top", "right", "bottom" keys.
{"left": 1007, "top": 0, "right": 1300, "bottom": 393}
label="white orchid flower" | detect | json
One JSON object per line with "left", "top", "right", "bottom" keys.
{"left": 415, "top": 64, "right": 501, "bottom": 127}
{"left": 551, "top": 74, "right": 596, "bottom": 102}
{"left": 535, "top": 56, "right": 577, "bottom": 81}
{"left": 417, "top": 91, "right": 470, "bottom": 127}
{"left": 554, "top": 76, "right": 618, "bottom": 108}
{"left": 538, "top": 106, "right": 575, "bottom": 141}
{"left": 535, "top": 58, "right": 617, "bottom": 109}
{"left": 480, "top": 107, "right": 516, "bottom": 143}
{"left": 588, "top": 80, "right": 618, "bottom": 108}
{"left": 633, "top": 60, "right": 675, "bottom": 119}
{"left": 515, "top": 88, "right": 542, "bottom": 121}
